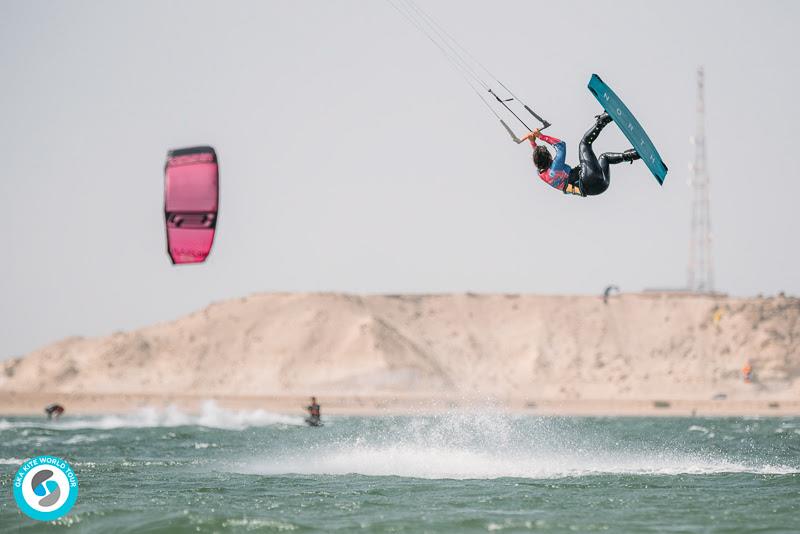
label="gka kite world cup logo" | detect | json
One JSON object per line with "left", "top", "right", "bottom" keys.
{"left": 13, "top": 455, "right": 78, "bottom": 521}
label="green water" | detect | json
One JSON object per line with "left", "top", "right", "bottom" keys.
{"left": 1, "top": 403, "right": 798, "bottom": 532}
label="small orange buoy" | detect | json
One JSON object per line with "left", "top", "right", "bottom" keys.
{"left": 742, "top": 361, "right": 753, "bottom": 383}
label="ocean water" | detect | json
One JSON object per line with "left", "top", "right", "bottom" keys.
{"left": 1, "top": 402, "right": 799, "bottom": 533}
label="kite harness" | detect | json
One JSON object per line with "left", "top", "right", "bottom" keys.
{"left": 529, "top": 113, "right": 640, "bottom": 197}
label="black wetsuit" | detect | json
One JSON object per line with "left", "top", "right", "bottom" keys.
{"left": 568, "top": 115, "right": 638, "bottom": 196}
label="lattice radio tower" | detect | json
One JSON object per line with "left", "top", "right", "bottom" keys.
{"left": 687, "top": 67, "right": 714, "bottom": 293}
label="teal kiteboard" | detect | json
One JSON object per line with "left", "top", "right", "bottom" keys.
{"left": 587, "top": 74, "right": 668, "bottom": 184}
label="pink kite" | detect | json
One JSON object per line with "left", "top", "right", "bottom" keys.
{"left": 164, "top": 146, "right": 219, "bottom": 264}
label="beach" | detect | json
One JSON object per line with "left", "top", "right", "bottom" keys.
{"left": 2, "top": 292, "right": 798, "bottom": 418}
{"left": 2, "top": 391, "right": 800, "bottom": 418}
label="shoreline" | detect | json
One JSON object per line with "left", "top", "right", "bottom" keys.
{"left": 5, "top": 294, "right": 798, "bottom": 414}
{"left": 1, "top": 392, "right": 798, "bottom": 418}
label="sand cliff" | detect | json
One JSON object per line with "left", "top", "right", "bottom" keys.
{"left": 2, "top": 293, "right": 799, "bottom": 405}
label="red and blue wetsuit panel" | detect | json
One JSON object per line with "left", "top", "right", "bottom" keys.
{"left": 164, "top": 146, "right": 219, "bottom": 264}
{"left": 531, "top": 134, "right": 572, "bottom": 191}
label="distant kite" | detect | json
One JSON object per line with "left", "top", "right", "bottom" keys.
{"left": 603, "top": 285, "right": 620, "bottom": 304}
{"left": 164, "top": 146, "right": 219, "bottom": 264}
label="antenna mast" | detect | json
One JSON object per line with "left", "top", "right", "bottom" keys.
{"left": 687, "top": 67, "right": 714, "bottom": 293}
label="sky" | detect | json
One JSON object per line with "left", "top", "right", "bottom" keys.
{"left": 1, "top": 0, "right": 799, "bottom": 359}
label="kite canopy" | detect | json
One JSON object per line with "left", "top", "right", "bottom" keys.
{"left": 164, "top": 146, "right": 218, "bottom": 264}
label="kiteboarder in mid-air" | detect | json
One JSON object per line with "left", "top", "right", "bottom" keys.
{"left": 387, "top": 0, "right": 668, "bottom": 190}
{"left": 520, "top": 112, "right": 641, "bottom": 196}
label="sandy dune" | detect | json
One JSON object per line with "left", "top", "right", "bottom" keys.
{"left": 1, "top": 292, "right": 798, "bottom": 414}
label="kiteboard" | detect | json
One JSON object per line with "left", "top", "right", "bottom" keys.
{"left": 587, "top": 74, "right": 668, "bottom": 184}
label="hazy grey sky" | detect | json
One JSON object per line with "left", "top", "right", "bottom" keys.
{"left": 2, "top": 0, "right": 798, "bottom": 358}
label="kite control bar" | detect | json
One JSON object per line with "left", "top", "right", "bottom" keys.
{"left": 523, "top": 105, "right": 551, "bottom": 130}
{"left": 500, "top": 119, "right": 522, "bottom": 143}
{"left": 488, "top": 88, "right": 550, "bottom": 143}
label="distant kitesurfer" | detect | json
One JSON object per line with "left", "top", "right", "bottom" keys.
{"left": 44, "top": 403, "right": 65, "bottom": 420}
{"left": 520, "top": 113, "right": 641, "bottom": 196}
{"left": 305, "top": 397, "right": 322, "bottom": 427}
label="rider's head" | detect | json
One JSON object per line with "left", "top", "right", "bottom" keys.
{"left": 311, "top": 396, "right": 317, "bottom": 403}
{"left": 532, "top": 145, "right": 553, "bottom": 173}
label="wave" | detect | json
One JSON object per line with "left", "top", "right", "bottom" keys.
{"left": 0, "top": 400, "right": 305, "bottom": 431}
{"left": 242, "top": 412, "right": 800, "bottom": 480}
{"left": 247, "top": 444, "right": 799, "bottom": 479}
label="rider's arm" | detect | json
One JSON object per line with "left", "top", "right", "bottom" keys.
{"left": 550, "top": 139, "right": 567, "bottom": 172}
{"left": 520, "top": 129, "right": 541, "bottom": 148}
{"left": 536, "top": 133, "right": 562, "bottom": 146}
